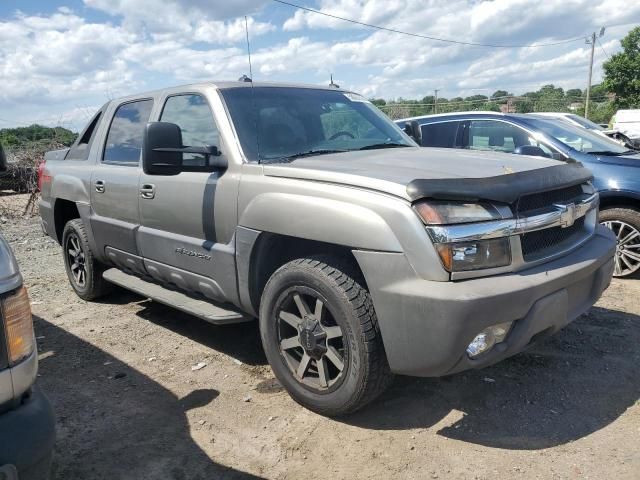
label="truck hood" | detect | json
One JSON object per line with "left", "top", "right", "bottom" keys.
{"left": 0, "top": 233, "right": 21, "bottom": 291}
{"left": 263, "top": 147, "right": 568, "bottom": 200}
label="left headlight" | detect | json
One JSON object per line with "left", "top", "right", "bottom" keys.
{"left": 2, "top": 287, "right": 35, "bottom": 365}
{"left": 414, "top": 200, "right": 513, "bottom": 272}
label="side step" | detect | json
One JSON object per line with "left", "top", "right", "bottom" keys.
{"left": 103, "top": 268, "right": 250, "bottom": 325}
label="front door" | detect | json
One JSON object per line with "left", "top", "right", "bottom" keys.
{"left": 137, "top": 93, "right": 235, "bottom": 303}
{"left": 90, "top": 99, "right": 154, "bottom": 273}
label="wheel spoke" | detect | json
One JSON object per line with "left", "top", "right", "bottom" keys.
{"left": 74, "top": 269, "right": 82, "bottom": 283}
{"left": 325, "top": 346, "right": 344, "bottom": 371}
{"left": 619, "top": 229, "right": 639, "bottom": 245}
{"left": 79, "top": 269, "right": 85, "bottom": 285}
{"left": 614, "top": 253, "right": 623, "bottom": 276}
{"left": 297, "top": 353, "right": 311, "bottom": 378}
{"left": 623, "top": 249, "right": 640, "bottom": 262}
{"left": 317, "top": 357, "right": 329, "bottom": 388}
{"left": 620, "top": 253, "right": 634, "bottom": 270}
{"left": 68, "top": 248, "right": 77, "bottom": 257}
{"left": 293, "top": 293, "right": 311, "bottom": 317}
{"left": 279, "top": 311, "right": 302, "bottom": 329}
{"left": 71, "top": 237, "right": 80, "bottom": 252}
{"left": 280, "top": 336, "right": 301, "bottom": 351}
{"left": 325, "top": 325, "right": 343, "bottom": 340}
{"left": 313, "top": 298, "right": 323, "bottom": 321}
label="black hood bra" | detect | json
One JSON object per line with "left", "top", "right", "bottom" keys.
{"left": 406, "top": 162, "right": 593, "bottom": 204}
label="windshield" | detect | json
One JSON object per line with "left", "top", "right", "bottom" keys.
{"left": 220, "top": 87, "right": 415, "bottom": 162}
{"left": 565, "top": 114, "right": 605, "bottom": 131}
{"left": 525, "top": 117, "right": 630, "bottom": 154}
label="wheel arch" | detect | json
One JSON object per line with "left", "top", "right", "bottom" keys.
{"left": 237, "top": 228, "right": 364, "bottom": 317}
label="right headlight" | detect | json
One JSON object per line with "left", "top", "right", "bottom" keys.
{"left": 413, "top": 200, "right": 513, "bottom": 272}
{"left": 414, "top": 200, "right": 504, "bottom": 225}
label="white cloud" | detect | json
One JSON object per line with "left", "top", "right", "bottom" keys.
{"left": 1, "top": 0, "right": 639, "bottom": 130}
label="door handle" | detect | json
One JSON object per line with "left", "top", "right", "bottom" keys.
{"left": 140, "top": 183, "right": 156, "bottom": 199}
{"left": 95, "top": 180, "right": 105, "bottom": 193}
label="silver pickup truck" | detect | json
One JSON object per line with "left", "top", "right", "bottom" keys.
{"left": 39, "top": 81, "right": 616, "bottom": 415}
{"left": 1, "top": 145, "right": 55, "bottom": 480}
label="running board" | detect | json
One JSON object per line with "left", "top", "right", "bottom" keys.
{"left": 102, "top": 268, "right": 250, "bottom": 325}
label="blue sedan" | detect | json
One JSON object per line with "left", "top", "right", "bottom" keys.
{"left": 396, "top": 112, "right": 640, "bottom": 277}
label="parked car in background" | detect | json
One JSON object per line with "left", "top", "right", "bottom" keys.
{"left": 38, "top": 81, "right": 615, "bottom": 415}
{"left": 397, "top": 112, "right": 640, "bottom": 277}
{"left": 533, "top": 112, "right": 636, "bottom": 148}
{"left": 611, "top": 109, "right": 640, "bottom": 146}
{"left": 0, "top": 144, "right": 56, "bottom": 480}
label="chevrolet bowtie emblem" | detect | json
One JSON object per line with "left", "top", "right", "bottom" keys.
{"left": 555, "top": 203, "right": 577, "bottom": 228}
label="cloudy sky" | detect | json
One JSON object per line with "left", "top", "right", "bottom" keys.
{"left": 1, "top": 0, "right": 639, "bottom": 131}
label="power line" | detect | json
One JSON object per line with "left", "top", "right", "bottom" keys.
{"left": 597, "top": 37, "right": 612, "bottom": 60}
{"left": 272, "top": 0, "right": 585, "bottom": 48}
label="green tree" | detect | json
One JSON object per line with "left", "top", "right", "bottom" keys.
{"left": 565, "top": 88, "right": 582, "bottom": 99}
{"left": 603, "top": 26, "right": 640, "bottom": 108}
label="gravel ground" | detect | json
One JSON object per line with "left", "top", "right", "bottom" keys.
{"left": 1, "top": 193, "right": 639, "bottom": 479}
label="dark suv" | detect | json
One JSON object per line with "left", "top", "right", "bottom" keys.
{"left": 397, "top": 112, "right": 640, "bottom": 277}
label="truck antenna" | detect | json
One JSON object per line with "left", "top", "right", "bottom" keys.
{"left": 244, "top": 16, "right": 253, "bottom": 81}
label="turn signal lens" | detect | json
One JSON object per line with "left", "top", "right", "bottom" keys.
{"left": 435, "top": 238, "right": 511, "bottom": 272}
{"left": 2, "top": 287, "right": 34, "bottom": 364}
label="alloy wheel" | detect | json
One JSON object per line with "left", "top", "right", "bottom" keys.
{"left": 276, "top": 290, "right": 347, "bottom": 391}
{"left": 602, "top": 220, "right": 640, "bottom": 277}
{"left": 66, "top": 233, "right": 87, "bottom": 287}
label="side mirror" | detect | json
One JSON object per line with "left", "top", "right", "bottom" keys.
{"left": 0, "top": 144, "right": 7, "bottom": 172}
{"left": 143, "top": 122, "right": 183, "bottom": 176}
{"left": 402, "top": 121, "right": 422, "bottom": 145}
{"left": 514, "top": 145, "right": 549, "bottom": 158}
{"left": 143, "top": 122, "right": 227, "bottom": 176}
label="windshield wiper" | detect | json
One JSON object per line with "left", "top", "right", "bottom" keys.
{"left": 261, "top": 149, "right": 348, "bottom": 164}
{"left": 359, "top": 142, "right": 410, "bottom": 151}
{"left": 588, "top": 150, "right": 636, "bottom": 156}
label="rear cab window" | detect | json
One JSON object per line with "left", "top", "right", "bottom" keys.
{"left": 65, "top": 110, "right": 103, "bottom": 161}
{"left": 103, "top": 99, "right": 154, "bottom": 165}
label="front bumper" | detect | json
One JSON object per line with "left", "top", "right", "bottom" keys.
{"left": 354, "top": 225, "right": 616, "bottom": 377}
{"left": 0, "top": 387, "right": 55, "bottom": 480}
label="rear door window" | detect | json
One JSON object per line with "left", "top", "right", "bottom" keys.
{"left": 103, "top": 99, "right": 154, "bottom": 165}
{"left": 420, "top": 121, "right": 461, "bottom": 147}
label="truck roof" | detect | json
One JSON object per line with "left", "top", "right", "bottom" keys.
{"left": 106, "top": 80, "right": 353, "bottom": 105}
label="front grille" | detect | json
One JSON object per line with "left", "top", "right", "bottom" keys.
{"left": 521, "top": 217, "right": 586, "bottom": 261}
{"left": 517, "top": 184, "right": 584, "bottom": 213}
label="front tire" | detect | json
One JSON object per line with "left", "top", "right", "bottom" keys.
{"left": 259, "top": 256, "right": 392, "bottom": 416}
{"left": 600, "top": 207, "right": 640, "bottom": 278}
{"left": 62, "top": 219, "right": 111, "bottom": 300}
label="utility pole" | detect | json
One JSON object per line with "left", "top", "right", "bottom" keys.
{"left": 434, "top": 89, "right": 439, "bottom": 114}
{"left": 585, "top": 27, "right": 605, "bottom": 120}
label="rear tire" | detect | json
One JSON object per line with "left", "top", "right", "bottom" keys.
{"left": 259, "top": 255, "right": 392, "bottom": 416}
{"left": 62, "top": 219, "right": 111, "bottom": 300}
{"left": 600, "top": 207, "right": 640, "bottom": 278}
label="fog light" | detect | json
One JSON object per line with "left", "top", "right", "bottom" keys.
{"left": 466, "top": 321, "right": 513, "bottom": 358}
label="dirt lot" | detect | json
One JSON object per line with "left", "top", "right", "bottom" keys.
{"left": 1, "top": 193, "right": 639, "bottom": 479}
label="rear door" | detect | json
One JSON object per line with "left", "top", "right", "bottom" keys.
{"left": 90, "top": 98, "right": 153, "bottom": 273}
{"left": 137, "top": 92, "right": 237, "bottom": 303}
